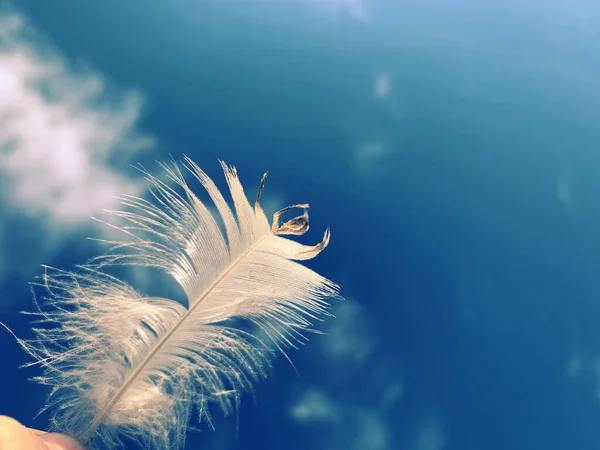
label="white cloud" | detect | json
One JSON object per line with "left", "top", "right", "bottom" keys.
{"left": 353, "top": 409, "right": 389, "bottom": 450}
{"left": 290, "top": 386, "right": 390, "bottom": 450}
{"left": 566, "top": 354, "right": 584, "bottom": 377}
{"left": 415, "top": 421, "right": 445, "bottom": 450}
{"left": 289, "top": 388, "right": 341, "bottom": 423}
{"left": 0, "top": 11, "right": 152, "bottom": 225}
{"left": 319, "top": 0, "right": 369, "bottom": 22}
{"left": 373, "top": 72, "right": 392, "bottom": 99}
{"left": 0, "top": 10, "right": 153, "bottom": 301}
{"left": 324, "top": 299, "right": 377, "bottom": 368}
{"left": 378, "top": 378, "right": 404, "bottom": 412}
{"left": 371, "top": 69, "right": 408, "bottom": 122}
{"left": 288, "top": 300, "right": 446, "bottom": 450}
{"left": 565, "top": 353, "right": 600, "bottom": 405}
{"left": 354, "top": 137, "right": 391, "bottom": 175}
{"left": 285, "top": 0, "right": 370, "bottom": 22}
{"left": 557, "top": 169, "right": 573, "bottom": 206}
{"left": 288, "top": 299, "right": 403, "bottom": 450}
{"left": 289, "top": 390, "right": 393, "bottom": 450}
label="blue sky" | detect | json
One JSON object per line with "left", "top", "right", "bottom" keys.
{"left": 3, "top": 1, "right": 600, "bottom": 449}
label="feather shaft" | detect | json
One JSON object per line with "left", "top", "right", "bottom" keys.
{"left": 82, "top": 233, "right": 270, "bottom": 442}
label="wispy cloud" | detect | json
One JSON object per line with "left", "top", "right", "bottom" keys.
{"left": 557, "top": 168, "right": 574, "bottom": 207}
{"left": 415, "top": 421, "right": 445, "bottom": 450}
{"left": 566, "top": 354, "right": 584, "bottom": 378}
{"left": 566, "top": 353, "right": 600, "bottom": 402}
{"left": 0, "top": 11, "right": 152, "bottom": 224}
{"left": 288, "top": 300, "right": 445, "bottom": 450}
{"left": 351, "top": 70, "right": 409, "bottom": 177}
{"left": 373, "top": 71, "right": 392, "bottom": 100}
{"left": 282, "top": 0, "right": 370, "bottom": 22}
{"left": 354, "top": 137, "right": 391, "bottom": 175}
{"left": 288, "top": 299, "right": 403, "bottom": 450}
{"left": 0, "top": 10, "right": 153, "bottom": 295}
{"left": 325, "top": 299, "right": 377, "bottom": 368}
{"left": 290, "top": 386, "right": 392, "bottom": 450}
{"left": 372, "top": 69, "right": 405, "bottom": 120}
{"left": 289, "top": 388, "right": 342, "bottom": 423}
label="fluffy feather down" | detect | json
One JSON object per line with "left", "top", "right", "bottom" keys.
{"left": 16, "top": 158, "right": 338, "bottom": 449}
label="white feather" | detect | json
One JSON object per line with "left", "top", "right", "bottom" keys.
{"left": 15, "top": 158, "right": 338, "bottom": 449}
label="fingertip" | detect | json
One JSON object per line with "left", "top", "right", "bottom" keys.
{"left": 0, "top": 416, "right": 84, "bottom": 450}
{"left": 0, "top": 415, "right": 45, "bottom": 449}
{"left": 40, "top": 433, "right": 85, "bottom": 450}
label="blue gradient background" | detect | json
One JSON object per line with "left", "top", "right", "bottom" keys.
{"left": 3, "top": 1, "right": 600, "bottom": 449}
